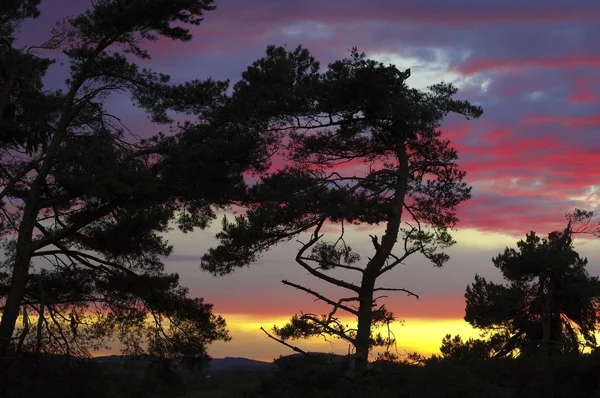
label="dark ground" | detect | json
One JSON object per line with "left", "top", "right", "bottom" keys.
{"left": 2, "top": 352, "right": 600, "bottom": 398}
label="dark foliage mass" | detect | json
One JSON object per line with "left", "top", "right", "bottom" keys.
{"left": 0, "top": 0, "right": 269, "bottom": 375}
{"left": 465, "top": 210, "right": 600, "bottom": 359}
{"left": 200, "top": 45, "right": 482, "bottom": 373}
{"left": 5, "top": 350, "right": 600, "bottom": 398}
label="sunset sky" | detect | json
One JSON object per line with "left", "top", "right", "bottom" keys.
{"left": 15, "top": 0, "right": 600, "bottom": 361}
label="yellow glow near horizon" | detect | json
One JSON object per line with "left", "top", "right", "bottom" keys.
{"left": 10, "top": 311, "right": 479, "bottom": 360}
{"left": 214, "top": 313, "right": 600, "bottom": 362}
{"left": 207, "top": 314, "right": 482, "bottom": 361}
{"left": 11, "top": 311, "right": 600, "bottom": 362}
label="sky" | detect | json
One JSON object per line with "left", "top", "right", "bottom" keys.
{"left": 14, "top": 0, "right": 600, "bottom": 361}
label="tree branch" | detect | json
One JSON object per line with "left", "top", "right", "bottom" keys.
{"left": 0, "top": 157, "right": 44, "bottom": 201}
{"left": 373, "top": 287, "right": 419, "bottom": 300}
{"left": 378, "top": 218, "right": 423, "bottom": 276}
{"left": 377, "top": 248, "right": 418, "bottom": 276}
{"left": 409, "top": 159, "right": 451, "bottom": 172}
{"left": 300, "top": 314, "right": 356, "bottom": 344}
{"left": 31, "top": 204, "right": 115, "bottom": 251}
{"left": 369, "top": 234, "right": 381, "bottom": 252}
{"left": 299, "top": 256, "right": 364, "bottom": 273}
{"left": 260, "top": 326, "right": 310, "bottom": 356}
{"left": 281, "top": 279, "right": 359, "bottom": 316}
{"left": 295, "top": 218, "right": 361, "bottom": 293}
{"left": 32, "top": 247, "right": 136, "bottom": 277}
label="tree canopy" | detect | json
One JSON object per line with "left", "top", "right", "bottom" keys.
{"left": 201, "top": 45, "right": 482, "bottom": 372}
{"left": 0, "top": 0, "right": 268, "bottom": 367}
{"left": 465, "top": 210, "right": 600, "bottom": 358}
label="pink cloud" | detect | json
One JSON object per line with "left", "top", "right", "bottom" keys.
{"left": 525, "top": 114, "right": 600, "bottom": 127}
{"left": 455, "top": 56, "right": 600, "bottom": 76}
{"left": 482, "top": 129, "right": 512, "bottom": 142}
{"left": 568, "top": 77, "right": 599, "bottom": 104}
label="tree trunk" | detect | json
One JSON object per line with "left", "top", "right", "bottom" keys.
{"left": 351, "top": 137, "right": 410, "bottom": 374}
{"left": 354, "top": 274, "right": 377, "bottom": 374}
{"left": 0, "top": 77, "right": 79, "bottom": 359}
{"left": 540, "top": 278, "right": 553, "bottom": 363}
{"left": 0, "top": 191, "right": 40, "bottom": 358}
{"left": 0, "top": 244, "right": 35, "bottom": 359}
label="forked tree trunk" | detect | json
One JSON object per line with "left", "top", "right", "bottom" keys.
{"left": 349, "top": 138, "right": 410, "bottom": 375}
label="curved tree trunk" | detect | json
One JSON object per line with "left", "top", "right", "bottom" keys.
{"left": 351, "top": 137, "right": 410, "bottom": 375}
{"left": 353, "top": 273, "right": 377, "bottom": 373}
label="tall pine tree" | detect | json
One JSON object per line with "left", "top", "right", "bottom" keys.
{"left": 0, "top": 0, "right": 268, "bottom": 368}
{"left": 201, "top": 46, "right": 482, "bottom": 373}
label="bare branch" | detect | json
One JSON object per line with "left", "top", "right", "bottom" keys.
{"left": 260, "top": 326, "right": 310, "bottom": 356}
{"left": 373, "top": 287, "right": 419, "bottom": 300}
{"left": 300, "top": 256, "right": 364, "bottom": 273}
{"left": 373, "top": 295, "right": 389, "bottom": 302}
{"left": 378, "top": 218, "right": 423, "bottom": 276}
{"left": 377, "top": 248, "right": 418, "bottom": 276}
{"left": 369, "top": 234, "right": 381, "bottom": 252}
{"left": 282, "top": 279, "right": 359, "bottom": 316}
{"left": 32, "top": 246, "right": 136, "bottom": 277}
{"left": 295, "top": 218, "right": 361, "bottom": 292}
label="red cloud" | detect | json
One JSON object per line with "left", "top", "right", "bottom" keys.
{"left": 452, "top": 130, "right": 600, "bottom": 235}
{"left": 458, "top": 197, "right": 570, "bottom": 236}
{"left": 245, "top": 122, "right": 598, "bottom": 238}
{"left": 455, "top": 56, "right": 600, "bottom": 76}
{"left": 568, "top": 77, "right": 599, "bottom": 104}
{"left": 568, "top": 89, "right": 596, "bottom": 104}
{"left": 525, "top": 114, "right": 600, "bottom": 127}
{"left": 482, "top": 129, "right": 512, "bottom": 142}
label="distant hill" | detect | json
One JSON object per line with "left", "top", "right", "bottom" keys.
{"left": 92, "top": 354, "right": 274, "bottom": 372}
{"left": 15, "top": 352, "right": 352, "bottom": 373}
{"left": 206, "top": 357, "right": 273, "bottom": 371}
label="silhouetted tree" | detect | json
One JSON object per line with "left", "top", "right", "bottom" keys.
{"left": 201, "top": 45, "right": 482, "bottom": 373}
{"left": 465, "top": 210, "right": 600, "bottom": 359}
{"left": 0, "top": 0, "right": 269, "bottom": 368}
{"left": 437, "top": 334, "right": 503, "bottom": 363}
